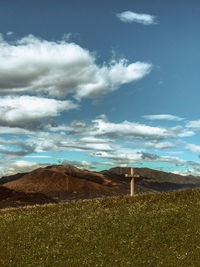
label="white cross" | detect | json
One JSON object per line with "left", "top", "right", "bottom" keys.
{"left": 125, "top": 167, "right": 140, "bottom": 196}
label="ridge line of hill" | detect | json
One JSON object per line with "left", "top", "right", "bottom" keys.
{"left": 0, "top": 164, "right": 200, "bottom": 209}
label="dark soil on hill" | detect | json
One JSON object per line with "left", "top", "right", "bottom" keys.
{"left": 0, "top": 186, "right": 56, "bottom": 209}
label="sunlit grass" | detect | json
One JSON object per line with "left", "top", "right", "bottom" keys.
{"left": 1, "top": 189, "right": 200, "bottom": 266}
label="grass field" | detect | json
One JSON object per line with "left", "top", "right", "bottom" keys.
{"left": 1, "top": 189, "right": 200, "bottom": 266}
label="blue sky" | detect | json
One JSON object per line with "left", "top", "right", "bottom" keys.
{"left": 0, "top": 0, "right": 200, "bottom": 176}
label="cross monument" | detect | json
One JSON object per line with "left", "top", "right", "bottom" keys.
{"left": 125, "top": 167, "right": 140, "bottom": 196}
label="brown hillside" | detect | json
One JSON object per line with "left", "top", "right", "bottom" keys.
{"left": 2, "top": 165, "right": 127, "bottom": 201}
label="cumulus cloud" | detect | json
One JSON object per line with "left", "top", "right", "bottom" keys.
{"left": 142, "top": 114, "right": 184, "bottom": 121}
{"left": 116, "top": 11, "right": 157, "bottom": 25}
{"left": 0, "top": 34, "right": 152, "bottom": 99}
{"left": 0, "top": 96, "right": 78, "bottom": 129}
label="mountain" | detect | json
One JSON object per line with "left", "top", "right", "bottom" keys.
{"left": 1, "top": 165, "right": 200, "bottom": 208}
{"left": 1, "top": 165, "right": 127, "bottom": 202}
{"left": 0, "top": 186, "right": 56, "bottom": 209}
{"left": 102, "top": 167, "right": 200, "bottom": 193}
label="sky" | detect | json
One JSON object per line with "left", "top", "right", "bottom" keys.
{"left": 0, "top": 0, "right": 200, "bottom": 176}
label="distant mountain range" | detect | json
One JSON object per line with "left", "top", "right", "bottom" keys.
{"left": 0, "top": 165, "right": 200, "bottom": 208}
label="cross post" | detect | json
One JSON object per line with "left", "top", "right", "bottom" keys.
{"left": 125, "top": 167, "right": 140, "bottom": 196}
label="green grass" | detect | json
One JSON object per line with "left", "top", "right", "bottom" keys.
{"left": 1, "top": 189, "right": 200, "bottom": 266}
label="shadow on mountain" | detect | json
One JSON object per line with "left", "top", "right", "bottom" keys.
{"left": 135, "top": 179, "right": 200, "bottom": 194}
{"left": 0, "top": 172, "right": 28, "bottom": 185}
{"left": 0, "top": 186, "right": 56, "bottom": 209}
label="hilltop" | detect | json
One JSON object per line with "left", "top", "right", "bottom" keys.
{"left": 1, "top": 189, "right": 200, "bottom": 266}
{"left": 0, "top": 164, "right": 200, "bottom": 208}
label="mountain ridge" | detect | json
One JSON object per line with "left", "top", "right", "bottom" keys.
{"left": 1, "top": 164, "right": 200, "bottom": 208}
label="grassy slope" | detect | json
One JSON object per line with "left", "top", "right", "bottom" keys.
{"left": 1, "top": 190, "right": 200, "bottom": 267}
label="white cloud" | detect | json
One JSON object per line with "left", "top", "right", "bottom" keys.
{"left": 11, "top": 160, "right": 38, "bottom": 168}
{"left": 92, "top": 118, "right": 175, "bottom": 140}
{"left": 60, "top": 140, "right": 112, "bottom": 152}
{"left": 25, "top": 155, "right": 52, "bottom": 158}
{"left": 179, "top": 168, "right": 200, "bottom": 177}
{"left": 186, "top": 120, "right": 200, "bottom": 130}
{"left": 6, "top": 31, "right": 14, "bottom": 36}
{"left": 27, "top": 131, "right": 113, "bottom": 154}
{"left": 142, "top": 114, "right": 184, "bottom": 121}
{"left": 177, "top": 129, "right": 194, "bottom": 137}
{"left": 185, "top": 144, "right": 200, "bottom": 155}
{"left": 0, "top": 126, "right": 33, "bottom": 134}
{"left": 90, "top": 149, "right": 200, "bottom": 171}
{"left": 0, "top": 34, "right": 152, "bottom": 99}
{"left": 91, "top": 161, "right": 115, "bottom": 167}
{"left": 0, "top": 161, "right": 49, "bottom": 177}
{"left": 0, "top": 96, "right": 78, "bottom": 129}
{"left": 145, "top": 141, "right": 177, "bottom": 150}
{"left": 116, "top": 11, "right": 157, "bottom": 25}
{"left": 79, "top": 137, "right": 112, "bottom": 144}
{"left": 61, "top": 159, "right": 95, "bottom": 170}
{"left": 90, "top": 148, "right": 144, "bottom": 164}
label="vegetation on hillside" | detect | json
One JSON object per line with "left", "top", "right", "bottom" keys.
{"left": 1, "top": 189, "right": 200, "bottom": 266}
